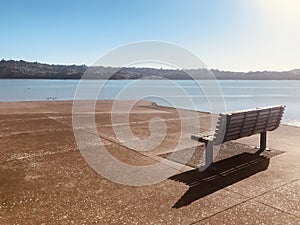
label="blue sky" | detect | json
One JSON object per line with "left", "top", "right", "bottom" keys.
{"left": 1, "top": 0, "right": 299, "bottom": 71}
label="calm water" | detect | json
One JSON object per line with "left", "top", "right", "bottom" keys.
{"left": 1, "top": 79, "right": 299, "bottom": 126}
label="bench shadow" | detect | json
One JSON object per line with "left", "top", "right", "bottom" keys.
{"left": 169, "top": 152, "right": 270, "bottom": 208}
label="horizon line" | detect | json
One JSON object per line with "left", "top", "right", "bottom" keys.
{"left": 1, "top": 58, "right": 299, "bottom": 73}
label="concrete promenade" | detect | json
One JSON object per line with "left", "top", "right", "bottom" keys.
{"left": 0, "top": 101, "right": 299, "bottom": 224}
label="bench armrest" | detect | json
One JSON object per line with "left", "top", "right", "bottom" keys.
{"left": 191, "top": 131, "right": 215, "bottom": 143}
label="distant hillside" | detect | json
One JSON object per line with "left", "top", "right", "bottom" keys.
{"left": 1, "top": 60, "right": 300, "bottom": 80}
{"left": 0, "top": 60, "right": 87, "bottom": 79}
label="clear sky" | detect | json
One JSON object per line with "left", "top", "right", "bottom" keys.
{"left": 1, "top": 0, "right": 299, "bottom": 71}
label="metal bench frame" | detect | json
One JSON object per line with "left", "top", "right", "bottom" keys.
{"left": 191, "top": 105, "right": 285, "bottom": 170}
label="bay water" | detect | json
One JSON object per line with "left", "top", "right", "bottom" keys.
{"left": 0, "top": 79, "right": 299, "bottom": 126}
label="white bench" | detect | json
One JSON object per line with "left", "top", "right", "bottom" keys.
{"left": 191, "top": 105, "right": 285, "bottom": 170}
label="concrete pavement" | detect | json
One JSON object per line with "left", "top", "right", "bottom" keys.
{"left": 0, "top": 101, "right": 299, "bottom": 224}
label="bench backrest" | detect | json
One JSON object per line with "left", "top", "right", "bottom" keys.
{"left": 214, "top": 105, "right": 285, "bottom": 144}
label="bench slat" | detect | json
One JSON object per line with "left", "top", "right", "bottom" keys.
{"left": 226, "top": 121, "right": 280, "bottom": 138}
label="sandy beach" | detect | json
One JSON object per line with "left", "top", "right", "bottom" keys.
{"left": 0, "top": 100, "right": 299, "bottom": 224}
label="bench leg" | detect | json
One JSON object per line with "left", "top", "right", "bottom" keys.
{"left": 199, "top": 142, "right": 214, "bottom": 171}
{"left": 256, "top": 132, "right": 267, "bottom": 154}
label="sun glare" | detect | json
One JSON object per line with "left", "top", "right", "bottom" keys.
{"left": 255, "top": 0, "right": 300, "bottom": 27}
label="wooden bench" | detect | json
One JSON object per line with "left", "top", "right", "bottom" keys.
{"left": 191, "top": 105, "right": 285, "bottom": 170}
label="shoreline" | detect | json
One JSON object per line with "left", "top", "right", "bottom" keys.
{"left": 0, "top": 99, "right": 298, "bottom": 128}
